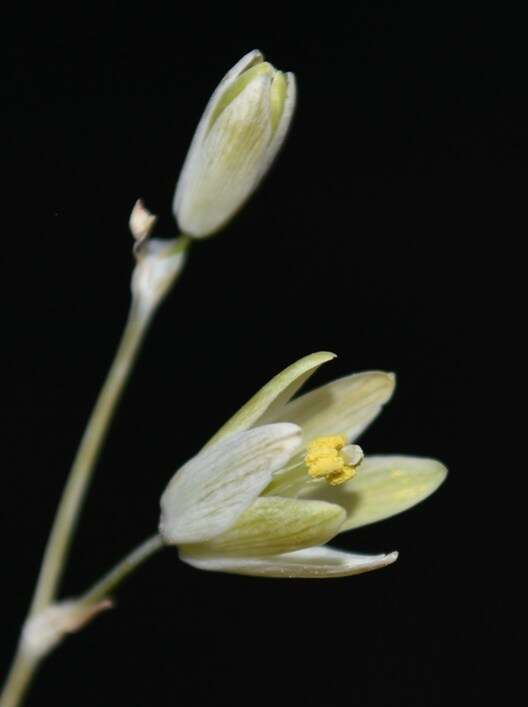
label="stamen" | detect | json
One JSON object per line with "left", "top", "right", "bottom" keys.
{"left": 305, "top": 435, "right": 364, "bottom": 486}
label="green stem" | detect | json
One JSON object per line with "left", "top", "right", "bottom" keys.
{"left": 2, "top": 235, "right": 190, "bottom": 707}
{"left": 29, "top": 234, "right": 190, "bottom": 614}
{"left": 0, "top": 652, "right": 40, "bottom": 707}
{"left": 30, "top": 302, "right": 152, "bottom": 614}
{"left": 1, "top": 304, "right": 152, "bottom": 707}
{"left": 79, "top": 534, "right": 165, "bottom": 605}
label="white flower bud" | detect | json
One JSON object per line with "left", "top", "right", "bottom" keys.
{"left": 173, "top": 50, "right": 296, "bottom": 238}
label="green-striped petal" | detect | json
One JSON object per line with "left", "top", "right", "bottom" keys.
{"left": 299, "top": 455, "right": 447, "bottom": 531}
{"left": 159, "top": 423, "right": 301, "bottom": 544}
{"left": 263, "top": 371, "right": 395, "bottom": 445}
{"left": 181, "top": 496, "right": 345, "bottom": 557}
{"left": 206, "top": 351, "right": 335, "bottom": 447}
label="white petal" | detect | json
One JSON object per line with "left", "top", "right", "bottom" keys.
{"left": 180, "top": 546, "right": 398, "bottom": 578}
{"left": 264, "top": 371, "right": 396, "bottom": 444}
{"left": 206, "top": 352, "right": 335, "bottom": 447}
{"left": 256, "top": 72, "right": 296, "bottom": 183}
{"left": 159, "top": 423, "right": 301, "bottom": 545}
{"left": 182, "top": 497, "right": 345, "bottom": 557}
{"left": 300, "top": 455, "right": 447, "bottom": 531}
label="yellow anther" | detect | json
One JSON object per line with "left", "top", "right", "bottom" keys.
{"left": 305, "top": 435, "right": 363, "bottom": 487}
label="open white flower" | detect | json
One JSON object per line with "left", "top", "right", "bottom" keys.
{"left": 173, "top": 49, "right": 296, "bottom": 238}
{"left": 159, "top": 352, "right": 447, "bottom": 578}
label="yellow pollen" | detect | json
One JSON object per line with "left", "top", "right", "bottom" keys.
{"left": 305, "top": 435, "right": 361, "bottom": 486}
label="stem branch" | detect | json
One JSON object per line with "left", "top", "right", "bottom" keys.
{"left": 1, "top": 535, "right": 164, "bottom": 707}
{"left": 80, "top": 534, "right": 165, "bottom": 605}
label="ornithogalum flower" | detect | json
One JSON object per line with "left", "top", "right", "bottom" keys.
{"left": 159, "top": 352, "right": 446, "bottom": 578}
{"left": 173, "top": 49, "right": 296, "bottom": 238}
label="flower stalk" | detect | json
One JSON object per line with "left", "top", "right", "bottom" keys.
{"left": 0, "top": 652, "right": 39, "bottom": 707}
{"left": 29, "top": 305, "right": 152, "bottom": 615}
{"left": 79, "top": 534, "right": 164, "bottom": 606}
{"left": 1, "top": 309, "right": 151, "bottom": 707}
{"left": 1, "top": 536, "right": 165, "bottom": 707}
{"left": 1, "top": 232, "right": 189, "bottom": 707}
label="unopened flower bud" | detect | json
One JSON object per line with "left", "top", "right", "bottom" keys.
{"left": 173, "top": 50, "right": 296, "bottom": 238}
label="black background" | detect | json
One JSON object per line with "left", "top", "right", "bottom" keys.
{"left": 2, "top": 4, "right": 516, "bottom": 706}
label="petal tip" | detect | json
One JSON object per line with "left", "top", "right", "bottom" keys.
{"left": 433, "top": 460, "right": 449, "bottom": 486}
{"left": 317, "top": 350, "right": 337, "bottom": 362}
{"left": 238, "top": 49, "right": 264, "bottom": 69}
{"left": 416, "top": 457, "right": 448, "bottom": 489}
{"left": 386, "top": 371, "right": 397, "bottom": 391}
{"left": 385, "top": 550, "right": 399, "bottom": 565}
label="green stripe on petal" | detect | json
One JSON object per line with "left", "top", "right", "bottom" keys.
{"left": 181, "top": 496, "right": 345, "bottom": 557}
{"left": 262, "top": 371, "right": 396, "bottom": 445}
{"left": 300, "top": 455, "right": 447, "bottom": 531}
{"left": 180, "top": 546, "right": 398, "bottom": 578}
{"left": 206, "top": 351, "right": 336, "bottom": 447}
{"left": 159, "top": 424, "right": 301, "bottom": 545}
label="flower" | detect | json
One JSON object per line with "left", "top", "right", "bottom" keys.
{"left": 173, "top": 49, "right": 296, "bottom": 238}
{"left": 159, "top": 352, "right": 447, "bottom": 578}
